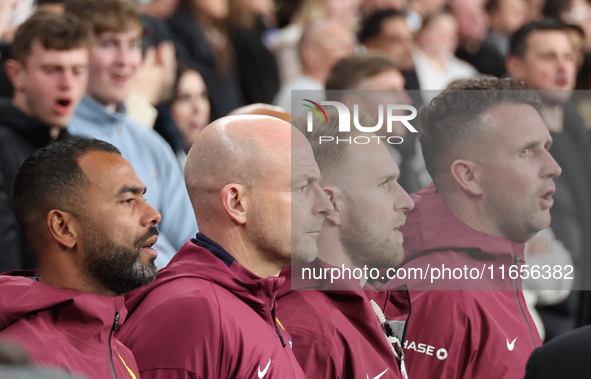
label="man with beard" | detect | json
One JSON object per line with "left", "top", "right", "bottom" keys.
{"left": 275, "top": 108, "right": 415, "bottom": 379}
{"left": 383, "top": 77, "right": 561, "bottom": 379}
{"left": 119, "top": 115, "right": 332, "bottom": 379}
{"left": 506, "top": 19, "right": 591, "bottom": 339}
{"left": 0, "top": 138, "right": 161, "bottom": 379}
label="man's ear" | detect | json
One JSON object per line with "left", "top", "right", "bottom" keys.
{"left": 323, "top": 186, "right": 343, "bottom": 226}
{"left": 4, "top": 59, "right": 26, "bottom": 91}
{"left": 220, "top": 183, "right": 247, "bottom": 225}
{"left": 450, "top": 159, "right": 483, "bottom": 196}
{"left": 505, "top": 55, "right": 524, "bottom": 81}
{"left": 46, "top": 210, "right": 79, "bottom": 249}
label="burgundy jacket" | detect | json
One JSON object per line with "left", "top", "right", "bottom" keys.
{"left": 277, "top": 260, "right": 411, "bottom": 379}
{"left": 385, "top": 183, "right": 542, "bottom": 379}
{"left": 119, "top": 233, "right": 306, "bottom": 379}
{"left": 0, "top": 272, "right": 140, "bottom": 379}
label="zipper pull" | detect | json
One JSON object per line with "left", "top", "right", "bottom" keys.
{"left": 109, "top": 312, "right": 121, "bottom": 379}
{"left": 275, "top": 325, "right": 286, "bottom": 348}
{"left": 112, "top": 312, "right": 120, "bottom": 332}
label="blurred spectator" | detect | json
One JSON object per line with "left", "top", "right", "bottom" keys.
{"left": 413, "top": 12, "right": 479, "bottom": 104}
{"left": 406, "top": 0, "right": 447, "bottom": 31}
{"left": 127, "top": 40, "right": 177, "bottom": 128}
{"left": 542, "top": 0, "right": 574, "bottom": 22}
{"left": 359, "top": 10, "right": 422, "bottom": 95}
{"left": 451, "top": 0, "right": 507, "bottom": 77}
{"left": 566, "top": 24, "right": 586, "bottom": 70}
{"left": 485, "top": 0, "right": 527, "bottom": 57}
{"left": 65, "top": 0, "right": 197, "bottom": 268}
{"left": 0, "top": 0, "right": 18, "bottom": 40}
{"left": 141, "top": 0, "right": 178, "bottom": 20}
{"left": 523, "top": 227, "right": 574, "bottom": 341}
{"left": 507, "top": 19, "right": 591, "bottom": 339}
{"left": 2, "top": 0, "right": 34, "bottom": 42}
{"left": 574, "top": 53, "right": 591, "bottom": 129}
{"left": 139, "top": 0, "right": 188, "bottom": 61}
{"left": 525, "top": 0, "right": 545, "bottom": 22}
{"left": 0, "top": 0, "right": 18, "bottom": 99}
{"left": 228, "top": 0, "right": 280, "bottom": 104}
{"left": 35, "top": 0, "right": 64, "bottom": 13}
{"left": 155, "top": 63, "right": 210, "bottom": 165}
{"left": 128, "top": 0, "right": 182, "bottom": 130}
{"left": 167, "top": 0, "right": 244, "bottom": 120}
{"left": 546, "top": 0, "right": 591, "bottom": 53}
{"left": 273, "top": 19, "right": 355, "bottom": 113}
{"left": 268, "top": 0, "right": 360, "bottom": 86}
{"left": 0, "top": 12, "right": 90, "bottom": 273}
{"left": 326, "top": 52, "right": 423, "bottom": 193}
{"left": 1, "top": 1, "right": 66, "bottom": 101}
{"left": 359, "top": 0, "right": 408, "bottom": 16}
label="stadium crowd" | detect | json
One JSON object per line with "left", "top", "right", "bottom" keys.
{"left": 0, "top": 0, "right": 591, "bottom": 378}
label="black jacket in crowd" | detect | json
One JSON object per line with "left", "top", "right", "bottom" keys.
{"left": 538, "top": 101, "right": 591, "bottom": 339}
{"left": 229, "top": 17, "right": 280, "bottom": 105}
{"left": 0, "top": 98, "right": 70, "bottom": 273}
{"left": 525, "top": 324, "right": 591, "bottom": 379}
{"left": 167, "top": 9, "right": 245, "bottom": 121}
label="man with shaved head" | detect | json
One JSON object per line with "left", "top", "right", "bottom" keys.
{"left": 119, "top": 115, "right": 332, "bottom": 379}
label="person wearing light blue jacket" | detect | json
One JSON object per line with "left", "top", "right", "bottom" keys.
{"left": 66, "top": 0, "right": 197, "bottom": 268}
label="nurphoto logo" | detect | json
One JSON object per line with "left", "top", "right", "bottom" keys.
{"left": 302, "top": 99, "right": 418, "bottom": 145}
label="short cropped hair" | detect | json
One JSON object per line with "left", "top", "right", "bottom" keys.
{"left": 417, "top": 77, "right": 541, "bottom": 185}
{"left": 64, "top": 0, "right": 143, "bottom": 36}
{"left": 358, "top": 9, "right": 406, "bottom": 44}
{"left": 325, "top": 52, "right": 400, "bottom": 92}
{"left": 11, "top": 11, "right": 92, "bottom": 64}
{"left": 509, "top": 18, "right": 566, "bottom": 58}
{"left": 12, "top": 138, "right": 120, "bottom": 253}
{"left": 291, "top": 107, "right": 374, "bottom": 182}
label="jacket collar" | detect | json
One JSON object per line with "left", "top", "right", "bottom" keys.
{"left": 401, "top": 182, "right": 524, "bottom": 265}
{"left": 0, "top": 274, "right": 126, "bottom": 350}
{"left": 74, "top": 95, "right": 126, "bottom": 126}
{"left": 126, "top": 235, "right": 284, "bottom": 324}
{"left": 192, "top": 233, "right": 236, "bottom": 267}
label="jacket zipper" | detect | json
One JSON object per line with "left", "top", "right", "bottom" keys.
{"left": 109, "top": 312, "right": 120, "bottom": 379}
{"left": 513, "top": 257, "right": 536, "bottom": 348}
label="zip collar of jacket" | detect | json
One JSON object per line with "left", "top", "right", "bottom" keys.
{"left": 74, "top": 95, "right": 126, "bottom": 127}
{"left": 278, "top": 260, "right": 411, "bottom": 323}
{"left": 193, "top": 232, "right": 236, "bottom": 267}
{"left": 0, "top": 98, "right": 69, "bottom": 146}
{"left": 400, "top": 182, "right": 525, "bottom": 265}
{"left": 125, "top": 233, "right": 285, "bottom": 322}
{"left": 0, "top": 273, "right": 127, "bottom": 350}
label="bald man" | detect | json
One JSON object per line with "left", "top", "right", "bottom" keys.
{"left": 118, "top": 115, "right": 332, "bottom": 379}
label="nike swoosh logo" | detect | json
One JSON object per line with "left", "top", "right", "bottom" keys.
{"left": 258, "top": 358, "right": 271, "bottom": 378}
{"left": 507, "top": 337, "right": 517, "bottom": 351}
{"left": 367, "top": 368, "right": 389, "bottom": 379}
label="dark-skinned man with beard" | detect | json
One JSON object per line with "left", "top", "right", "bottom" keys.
{"left": 0, "top": 138, "right": 161, "bottom": 379}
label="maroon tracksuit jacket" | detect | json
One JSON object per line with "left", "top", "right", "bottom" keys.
{"left": 385, "top": 183, "right": 542, "bottom": 379}
{"left": 277, "top": 260, "right": 411, "bottom": 379}
{"left": 0, "top": 273, "right": 140, "bottom": 379}
{"left": 119, "top": 233, "right": 306, "bottom": 379}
